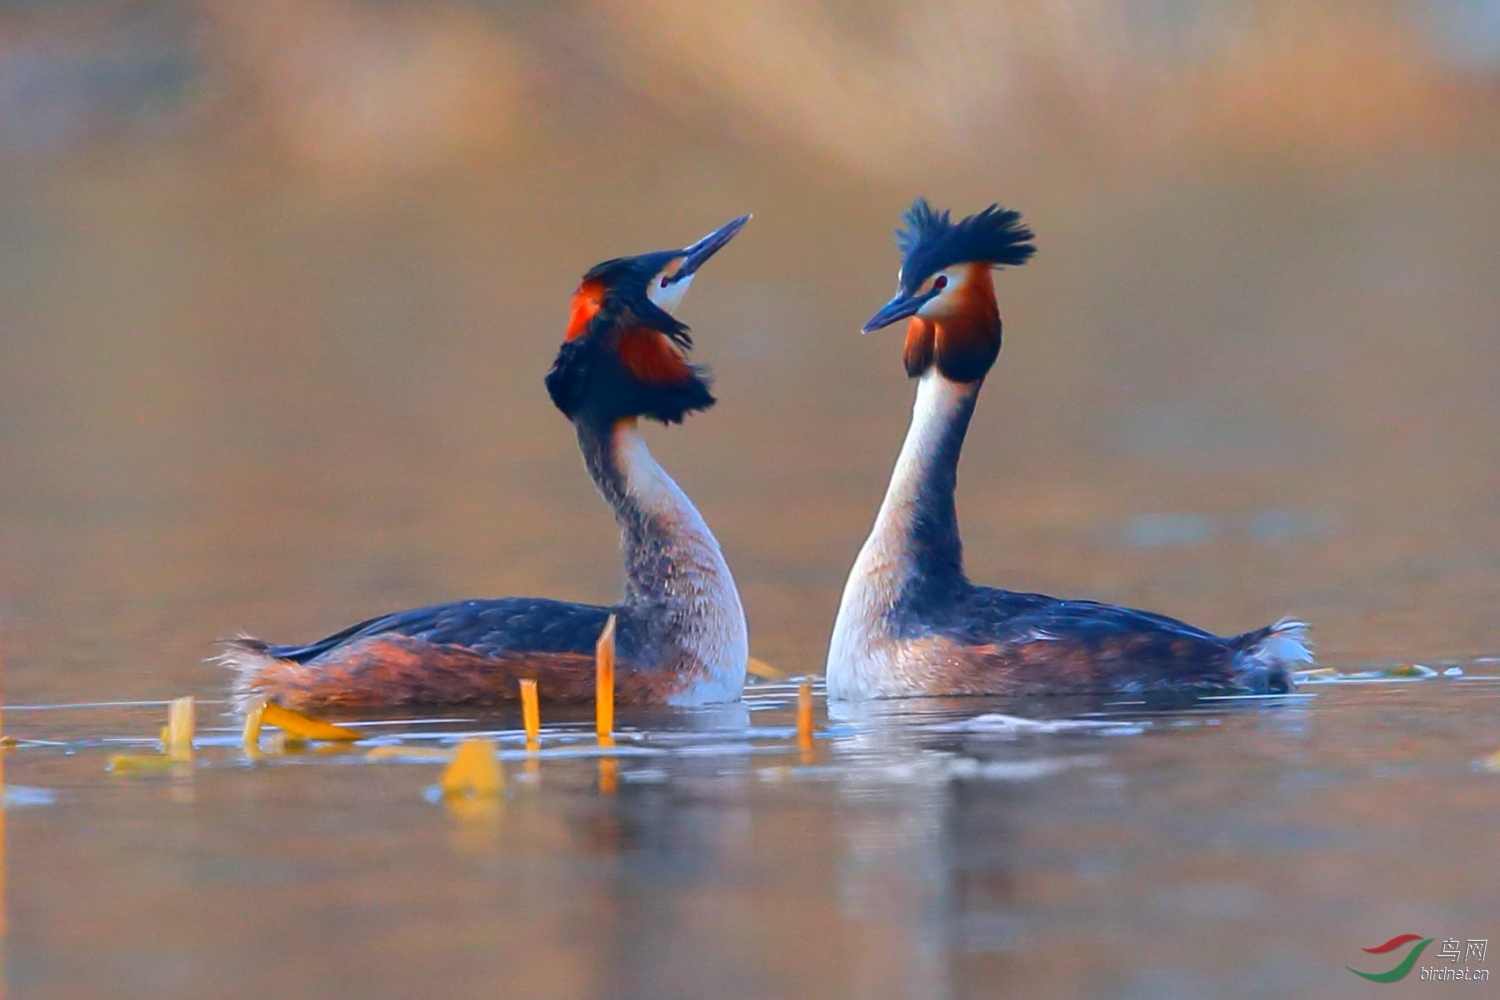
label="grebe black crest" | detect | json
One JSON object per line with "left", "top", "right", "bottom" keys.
{"left": 825, "top": 199, "right": 1311, "bottom": 701}
{"left": 220, "top": 216, "right": 752, "bottom": 710}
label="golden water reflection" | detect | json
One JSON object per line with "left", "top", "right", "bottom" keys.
{"left": 4, "top": 685, "right": 1496, "bottom": 999}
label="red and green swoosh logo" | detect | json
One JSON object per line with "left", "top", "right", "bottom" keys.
{"left": 1348, "top": 934, "right": 1434, "bottom": 983}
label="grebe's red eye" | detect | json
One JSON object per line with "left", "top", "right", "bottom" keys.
{"left": 932, "top": 275, "right": 948, "bottom": 291}
{"left": 660, "top": 275, "right": 670, "bottom": 288}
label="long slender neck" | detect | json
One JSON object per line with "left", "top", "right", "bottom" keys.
{"left": 576, "top": 418, "right": 713, "bottom": 606}
{"left": 827, "top": 272, "right": 1001, "bottom": 696}
{"left": 575, "top": 417, "right": 747, "bottom": 700}
{"left": 860, "top": 267, "right": 999, "bottom": 603}
{"left": 865, "top": 371, "right": 980, "bottom": 602}
{"left": 826, "top": 371, "right": 980, "bottom": 694}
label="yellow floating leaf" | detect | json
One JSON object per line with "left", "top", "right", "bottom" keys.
{"left": 441, "top": 738, "right": 503, "bottom": 798}
{"left": 365, "top": 745, "right": 453, "bottom": 762}
{"left": 0, "top": 735, "right": 17, "bottom": 748}
{"left": 107, "top": 754, "right": 176, "bottom": 775}
{"left": 747, "top": 657, "right": 785, "bottom": 680}
{"left": 162, "top": 695, "right": 195, "bottom": 761}
{"left": 1480, "top": 749, "right": 1500, "bottom": 774}
{"left": 264, "top": 732, "right": 310, "bottom": 755}
{"left": 260, "top": 702, "right": 363, "bottom": 742}
{"left": 444, "top": 793, "right": 502, "bottom": 823}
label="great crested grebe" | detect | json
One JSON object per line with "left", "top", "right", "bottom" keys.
{"left": 221, "top": 216, "right": 752, "bottom": 710}
{"left": 826, "top": 199, "right": 1311, "bottom": 701}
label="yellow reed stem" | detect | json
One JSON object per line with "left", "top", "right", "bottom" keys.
{"left": 163, "top": 695, "right": 195, "bottom": 762}
{"left": 242, "top": 700, "right": 266, "bottom": 759}
{"left": 595, "top": 614, "right": 616, "bottom": 742}
{"left": 519, "top": 678, "right": 540, "bottom": 752}
{"left": 796, "top": 679, "right": 815, "bottom": 757}
{"left": 598, "top": 756, "right": 618, "bottom": 795}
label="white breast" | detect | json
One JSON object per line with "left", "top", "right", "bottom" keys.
{"left": 826, "top": 373, "right": 971, "bottom": 700}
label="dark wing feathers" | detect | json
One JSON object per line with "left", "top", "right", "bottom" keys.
{"left": 270, "top": 598, "right": 616, "bottom": 663}
{"left": 958, "top": 588, "right": 1221, "bottom": 645}
{"left": 948, "top": 586, "right": 1242, "bottom": 691}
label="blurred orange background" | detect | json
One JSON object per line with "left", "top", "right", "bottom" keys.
{"left": 1, "top": 0, "right": 1499, "bottom": 700}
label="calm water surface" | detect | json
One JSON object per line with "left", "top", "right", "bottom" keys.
{"left": 4, "top": 681, "right": 1498, "bottom": 999}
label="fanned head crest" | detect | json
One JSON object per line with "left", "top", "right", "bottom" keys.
{"left": 896, "top": 197, "right": 1035, "bottom": 296}
{"left": 863, "top": 198, "right": 1036, "bottom": 383}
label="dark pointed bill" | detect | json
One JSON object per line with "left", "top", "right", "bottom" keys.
{"left": 862, "top": 287, "right": 940, "bottom": 333}
{"left": 668, "top": 214, "right": 751, "bottom": 284}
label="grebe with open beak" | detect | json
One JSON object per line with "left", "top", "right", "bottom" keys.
{"left": 222, "top": 217, "right": 752, "bottom": 710}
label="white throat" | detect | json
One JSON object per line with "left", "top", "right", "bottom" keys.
{"left": 614, "top": 424, "right": 748, "bottom": 704}
{"left": 825, "top": 372, "right": 972, "bottom": 699}
{"left": 647, "top": 273, "right": 693, "bottom": 314}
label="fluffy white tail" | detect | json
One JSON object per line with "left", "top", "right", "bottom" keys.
{"left": 212, "top": 636, "right": 282, "bottom": 711}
